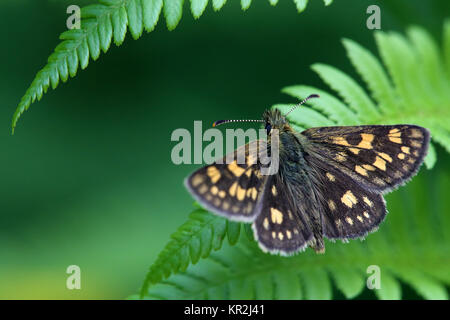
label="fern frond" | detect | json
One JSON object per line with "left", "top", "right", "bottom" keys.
{"left": 11, "top": 0, "right": 334, "bottom": 133}
{"left": 140, "top": 168, "right": 449, "bottom": 300}
{"left": 140, "top": 208, "right": 241, "bottom": 298}
{"left": 280, "top": 22, "right": 450, "bottom": 169}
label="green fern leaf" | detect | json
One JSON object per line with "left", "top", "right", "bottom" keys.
{"left": 444, "top": 19, "right": 450, "bottom": 78}
{"left": 212, "top": 0, "right": 227, "bottom": 11}
{"left": 311, "top": 63, "right": 380, "bottom": 120}
{"left": 293, "top": 0, "right": 308, "bottom": 13}
{"left": 11, "top": 0, "right": 332, "bottom": 133}
{"left": 342, "top": 38, "right": 398, "bottom": 115}
{"left": 191, "top": 0, "right": 209, "bottom": 19}
{"left": 139, "top": 208, "right": 241, "bottom": 298}
{"left": 241, "top": 0, "right": 252, "bottom": 11}
{"left": 164, "top": 0, "right": 184, "bottom": 30}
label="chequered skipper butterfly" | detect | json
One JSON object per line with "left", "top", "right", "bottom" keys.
{"left": 185, "top": 95, "right": 430, "bottom": 255}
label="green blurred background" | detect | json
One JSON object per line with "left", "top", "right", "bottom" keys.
{"left": 0, "top": 0, "right": 448, "bottom": 299}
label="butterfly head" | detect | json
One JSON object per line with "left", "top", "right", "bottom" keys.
{"left": 212, "top": 94, "right": 319, "bottom": 133}
{"left": 262, "top": 108, "right": 288, "bottom": 135}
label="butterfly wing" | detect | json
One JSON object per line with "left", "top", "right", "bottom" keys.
{"left": 252, "top": 173, "right": 315, "bottom": 255}
{"left": 300, "top": 124, "right": 429, "bottom": 239}
{"left": 312, "top": 163, "right": 386, "bottom": 239}
{"left": 185, "top": 140, "right": 269, "bottom": 222}
{"left": 301, "top": 125, "right": 430, "bottom": 193}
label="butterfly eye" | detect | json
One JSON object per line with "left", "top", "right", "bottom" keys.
{"left": 265, "top": 123, "right": 272, "bottom": 135}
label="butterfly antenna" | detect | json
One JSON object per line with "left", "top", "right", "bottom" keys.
{"left": 284, "top": 94, "right": 320, "bottom": 116}
{"left": 212, "top": 119, "right": 264, "bottom": 127}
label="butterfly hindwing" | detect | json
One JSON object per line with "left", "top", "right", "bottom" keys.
{"left": 301, "top": 125, "right": 430, "bottom": 193}
{"left": 313, "top": 164, "right": 386, "bottom": 239}
{"left": 252, "top": 174, "right": 314, "bottom": 255}
{"left": 185, "top": 140, "right": 268, "bottom": 222}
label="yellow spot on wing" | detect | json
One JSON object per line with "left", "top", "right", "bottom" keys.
{"left": 272, "top": 231, "right": 276, "bottom": 239}
{"left": 401, "top": 146, "right": 410, "bottom": 154}
{"left": 335, "top": 152, "right": 346, "bottom": 162}
{"left": 191, "top": 174, "right": 204, "bottom": 187}
{"left": 398, "top": 153, "right": 405, "bottom": 159}
{"left": 271, "top": 185, "right": 278, "bottom": 196}
{"left": 355, "top": 165, "right": 368, "bottom": 176}
{"left": 198, "top": 185, "right": 207, "bottom": 194}
{"left": 270, "top": 208, "right": 283, "bottom": 224}
{"left": 286, "top": 230, "right": 292, "bottom": 239}
{"left": 389, "top": 136, "right": 402, "bottom": 144}
{"left": 218, "top": 190, "right": 226, "bottom": 198}
{"left": 333, "top": 137, "right": 351, "bottom": 147}
{"left": 236, "top": 185, "right": 246, "bottom": 201}
{"left": 207, "top": 166, "right": 221, "bottom": 183}
{"left": 288, "top": 210, "right": 294, "bottom": 220}
{"left": 410, "top": 129, "right": 423, "bottom": 138}
{"left": 263, "top": 218, "right": 269, "bottom": 230}
{"left": 363, "top": 164, "right": 376, "bottom": 171}
{"left": 363, "top": 196, "right": 373, "bottom": 207}
{"left": 363, "top": 211, "right": 370, "bottom": 218}
{"left": 252, "top": 188, "right": 258, "bottom": 201}
{"left": 223, "top": 201, "right": 230, "bottom": 210}
{"left": 373, "top": 177, "right": 386, "bottom": 186}
{"left": 328, "top": 199, "right": 336, "bottom": 211}
{"left": 373, "top": 156, "right": 387, "bottom": 171}
{"left": 378, "top": 152, "right": 393, "bottom": 163}
{"left": 389, "top": 128, "right": 401, "bottom": 136}
{"left": 211, "top": 186, "right": 219, "bottom": 195}
{"left": 357, "top": 133, "right": 374, "bottom": 149}
{"left": 357, "top": 215, "right": 363, "bottom": 222}
{"left": 341, "top": 190, "right": 358, "bottom": 208}
{"left": 345, "top": 217, "right": 353, "bottom": 225}
{"left": 228, "top": 161, "right": 246, "bottom": 177}
{"left": 278, "top": 232, "right": 284, "bottom": 240}
{"left": 326, "top": 172, "right": 335, "bottom": 181}
{"left": 349, "top": 148, "right": 360, "bottom": 155}
{"left": 229, "top": 182, "right": 238, "bottom": 197}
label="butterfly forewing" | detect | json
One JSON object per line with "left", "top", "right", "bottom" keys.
{"left": 185, "top": 140, "right": 268, "bottom": 222}
{"left": 302, "top": 125, "right": 430, "bottom": 192}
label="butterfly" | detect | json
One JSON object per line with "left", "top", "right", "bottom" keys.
{"left": 185, "top": 95, "right": 430, "bottom": 255}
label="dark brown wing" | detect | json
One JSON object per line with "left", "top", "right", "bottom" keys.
{"left": 252, "top": 173, "right": 315, "bottom": 255}
{"left": 301, "top": 125, "right": 430, "bottom": 193}
{"left": 185, "top": 140, "right": 269, "bottom": 222}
